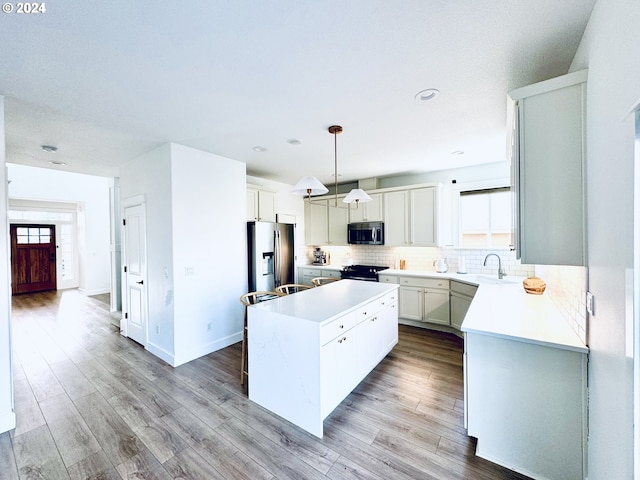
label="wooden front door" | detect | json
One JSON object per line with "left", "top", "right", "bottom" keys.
{"left": 10, "top": 224, "right": 57, "bottom": 295}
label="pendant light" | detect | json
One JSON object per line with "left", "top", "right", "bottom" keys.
{"left": 292, "top": 125, "right": 371, "bottom": 209}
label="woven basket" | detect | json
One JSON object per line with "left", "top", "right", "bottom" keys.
{"left": 523, "top": 277, "right": 546, "bottom": 295}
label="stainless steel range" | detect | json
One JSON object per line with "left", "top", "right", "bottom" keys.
{"left": 340, "top": 264, "right": 389, "bottom": 282}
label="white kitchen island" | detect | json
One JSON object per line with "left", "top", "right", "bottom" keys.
{"left": 248, "top": 279, "right": 399, "bottom": 437}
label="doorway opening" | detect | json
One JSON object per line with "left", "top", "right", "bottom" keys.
{"left": 8, "top": 199, "right": 80, "bottom": 293}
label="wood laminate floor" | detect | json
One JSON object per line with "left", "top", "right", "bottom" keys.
{"left": 1, "top": 289, "right": 531, "bottom": 480}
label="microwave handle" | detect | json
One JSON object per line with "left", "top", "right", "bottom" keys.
{"left": 372, "top": 227, "right": 376, "bottom": 243}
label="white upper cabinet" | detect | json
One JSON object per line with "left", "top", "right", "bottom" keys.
{"left": 508, "top": 70, "right": 587, "bottom": 266}
{"left": 247, "top": 186, "right": 276, "bottom": 222}
{"left": 304, "top": 198, "right": 329, "bottom": 245}
{"left": 304, "top": 197, "right": 349, "bottom": 245}
{"left": 384, "top": 186, "right": 438, "bottom": 246}
{"left": 348, "top": 193, "right": 383, "bottom": 223}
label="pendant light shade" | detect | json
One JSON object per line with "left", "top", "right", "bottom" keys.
{"left": 343, "top": 188, "right": 372, "bottom": 204}
{"left": 291, "top": 176, "right": 329, "bottom": 196}
{"left": 292, "top": 125, "right": 371, "bottom": 209}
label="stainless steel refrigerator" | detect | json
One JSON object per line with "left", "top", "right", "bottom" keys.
{"left": 247, "top": 221, "right": 295, "bottom": 291}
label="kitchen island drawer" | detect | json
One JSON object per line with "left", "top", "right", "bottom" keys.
{"left": 320, "top": 310, "right": 361, "bottom": 345}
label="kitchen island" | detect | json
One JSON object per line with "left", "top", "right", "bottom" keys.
{"left": 248, "top": 279, "right": 398, "bottom": 437}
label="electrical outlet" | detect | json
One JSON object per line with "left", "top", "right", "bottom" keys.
{"left": 155, "top": 325, "right": 160, "bottom": 334}
{"left": 586, "top": 291, "right": 595, "bottom": 316}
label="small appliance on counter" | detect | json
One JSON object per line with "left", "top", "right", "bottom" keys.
{"left": 312, "top": 247, "right": 327, "bottom": 265}
{"left": 434, "top": 258, "right": 448, "bottom": 273}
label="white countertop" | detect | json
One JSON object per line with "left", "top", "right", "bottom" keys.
{"left": 379, "top": 269, "right": 588, "bottom": 353}
{"left": 299, "top": 264, "right": 343, "bottom": 270}
{"left": 251, "top": 279, "right": 398, "bottom": 325}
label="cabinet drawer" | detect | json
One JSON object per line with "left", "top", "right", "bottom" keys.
{"left": 300, "top": 268, "right": 319, "bottom": 277}
{"left": 320, "top": 311, "right": 360, "bottom": 345}
{"left": 322, "top": 269, "right": 342, "bottom": 278}
{"left": 399, "top": 277, "right": 449, "bottom": 290}
{"left": 379, "top": 274, "right": 398, "bottom": 284}
{"left": 451, "top": 280, "right": 478, "bottom": 297}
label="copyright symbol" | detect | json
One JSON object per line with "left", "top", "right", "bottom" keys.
{"left": 2, "top": 3, "right": 13, "bottom": 13}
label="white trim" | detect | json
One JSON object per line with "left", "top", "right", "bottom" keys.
{"left": 449, "top": 177, "right": 510, "bottom": 248}
{"left": 121, "top": 194, "right": 146, "bottom": 208}
{"left": 171, "top": 332, "right": 242, "bottom": 367}
{"left": 633, "top": 107, "right": 640, "bottom": 480}
{"left": 78, "top": 287, "right": 111, "bottom": 296}
{"left": 0, "top": 411, "right": 16, "bottom": 434}
{"left": 508, "top": 69, "right": 588, "bottom": 101}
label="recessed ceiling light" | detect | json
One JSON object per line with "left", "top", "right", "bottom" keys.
{"left": 48, "top": 160, "right": 67, "bottom": 166}
{"left": 252, "top": 146, "right": 267, "bottom": 152}
{"left": 41, "top": 145, "right": 58, "bottom": 153}
{"left": 415, "top": 88, "right": 440, "bottom": 102}
{"left": 451, "top": 150, "right": 464, "bottom": 156}
{"left": 287, "top": 138, "right": 303, "bottom": 145}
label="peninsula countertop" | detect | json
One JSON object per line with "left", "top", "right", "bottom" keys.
{"left": 379, "top": 269, "right": 588, "bottom": 353}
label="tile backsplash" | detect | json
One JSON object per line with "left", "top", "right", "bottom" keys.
{"left": 305, "top": 245, "right": 534, "bottom": 277}
{"left": 534, "top": 264, "right": 588, "bottom": 345}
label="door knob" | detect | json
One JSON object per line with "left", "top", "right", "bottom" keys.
{"left": 136, "top": 280, "right": 144, "bottom": 285}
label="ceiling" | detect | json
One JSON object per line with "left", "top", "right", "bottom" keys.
{"left": 0, "top": 1, "right": 595, "bottom": 185}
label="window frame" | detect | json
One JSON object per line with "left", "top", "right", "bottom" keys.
{"left": 450, "top": 178, "right": 512, "bottom": 249}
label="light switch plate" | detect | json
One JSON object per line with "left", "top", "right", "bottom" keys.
{"left": 586, "top": 291, "right": 595, "bottom": 315}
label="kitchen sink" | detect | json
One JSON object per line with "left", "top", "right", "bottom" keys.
{"left": 468, "top": 275, "right": 522, "bottom": 285}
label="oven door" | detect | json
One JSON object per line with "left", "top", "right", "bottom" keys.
{"left": 340, "top": 272, "right": 378, "bottom": 282}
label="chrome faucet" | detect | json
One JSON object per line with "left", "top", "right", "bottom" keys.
{"left": 483, "top": 253, "right": 507, "bottom": 279}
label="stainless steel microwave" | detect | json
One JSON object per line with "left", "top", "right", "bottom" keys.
{"left": 347, "top": 221, "right": 384, "bottom": 245}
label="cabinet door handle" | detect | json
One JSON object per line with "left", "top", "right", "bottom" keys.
{"left": 362, "top": 311, "right": 367, "bottom": 316}
{"left": 338, "top": 336, "right": 347, "bottom": 344}
{"left": 339, "top": 324, "right": 344, "bottom": 329}
{"left": 371, "top": 316, "right": 377, "bottom": 322}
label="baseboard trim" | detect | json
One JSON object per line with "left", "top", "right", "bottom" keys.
{"left": 0, "top": 410, "right": 16, "bottom": 434}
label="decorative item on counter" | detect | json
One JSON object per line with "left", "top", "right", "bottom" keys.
{"left": 399, "top": 259, "right": 406, "bottom": 270}
{"left": 457, "top": 255, "right": 467, "bottom": 274}
{"left": 434, "top": 258, "right": 448, "bottom": 273}
{"left": 523, "top": 276, "right": 546, "bottom": 295}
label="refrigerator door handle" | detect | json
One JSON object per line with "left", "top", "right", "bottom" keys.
{"left": 274, "top": 230, "right": 281, "bottom": 286}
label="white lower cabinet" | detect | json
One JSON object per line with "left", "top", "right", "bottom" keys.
{"left": 450, "top": 281, "right": 478, "bottom": 330}
{"left": 465, "top": 332, "right": 586, "bottom": 479}
{"left": 398, "top": 277, "right": 450, "bottom": 326}
{"left": 299, "top": 267, "right": 341, "bottom": 286}
{"left": 320, "top": 291, "right": 398, "bottom": 422}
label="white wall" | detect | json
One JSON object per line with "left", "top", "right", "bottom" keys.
{"left": 7, "top": 163, "right": 111, "bottom": 295}
{"left": 171, "top": 144, "right": 246, "bottom": 366}
{"left": 119, "top": 144, "right": 176, "bottom": 363}
{"left": 120, "top": 143, "right": 247, "bottom": 367}
{"left": 0, "top": 96, "right": 16, "bottom": 434}
{"left": 570, "top": 0, "right": 640, "bottom": 477}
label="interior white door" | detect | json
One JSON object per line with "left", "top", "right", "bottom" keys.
{"left": 123, "top": 203, "right": 147, "bottom": 346}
